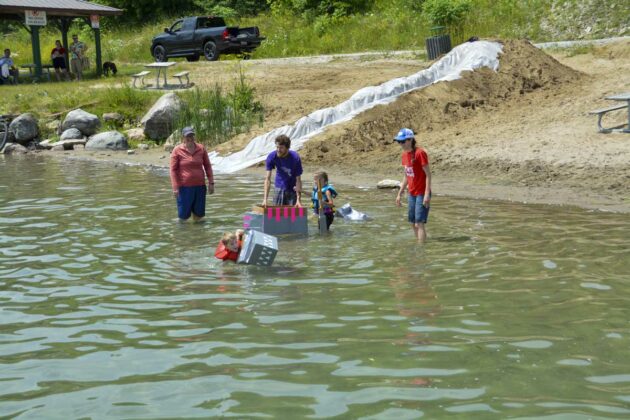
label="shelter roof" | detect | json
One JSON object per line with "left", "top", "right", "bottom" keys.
{"left": 0, "top": 0, "right": 123, "bottom": 17}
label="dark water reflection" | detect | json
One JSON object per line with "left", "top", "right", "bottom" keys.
{"left": 1, "top": 156, "right": 630, "bottom": 418}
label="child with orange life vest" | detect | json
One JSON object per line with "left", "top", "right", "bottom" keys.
{"left": 214, "top": 229, "right": 244, "bottom": 262}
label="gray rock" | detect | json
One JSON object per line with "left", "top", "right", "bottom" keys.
{"left": 138, "top": 143, "right": 150, "bottom": 150}
{"left": 45, "top": 119, "right": 61, "bottom": 135}
{"left": 62, "top": 109, "right": 101, "bottom": 136}
{"left": 103, "top": 112, "right": 124, "bottom": 123}
{"left": 127, "top": 149, "right": 135, "bottom": 155}
{"left": 141, "top": 93, "right": 182, "bottom": 140}
{"left": 60, "top": 128, "right": 84, "bottom": 140}
{"left": 125, "top": 128, "right": 146, "bottom": 142}
{"left": 51, "top": 139, "right": 87, "bottom": 150}
{"left": 51, "top": 145, "right": 65, "bottom": 152}
{"left": 9, "top": 113, "right": 39, "bottom": 145}
{"left": 2, "top": 143, "right": 29, "bottom": 154}
{"left": 86, "top": 131, "right": 128, "bottom": 150}
{"left": 377, "top": 179, "right": 401, "bottom": 189}
{"left": 38, "top": 139, "right": 53, "bottom": 149}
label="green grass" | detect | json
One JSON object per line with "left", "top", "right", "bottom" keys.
{"left": 1, "top": 0, "right": 626, "bottom": 145}
{"left": 3, "top": 0, "right": 627, "bottom": 66}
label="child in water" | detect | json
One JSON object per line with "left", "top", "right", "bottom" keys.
{"left": 312, "top": 171, "right": 337, "bottom": 230}
{"left": 215, "top": 229, "right": 245, "bottom": 262}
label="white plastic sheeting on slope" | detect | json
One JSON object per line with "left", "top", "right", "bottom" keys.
{"left": 210, "top": 41, "right": 503, "bottom": 173}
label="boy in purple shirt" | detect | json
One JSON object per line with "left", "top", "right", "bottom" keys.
{"left": 263, "top": 135, "right": 303, "bottom": 206}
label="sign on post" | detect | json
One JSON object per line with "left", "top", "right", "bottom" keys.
{"left": 90, "top": 15, "right": 100, "bottom": 29}
{"left": 25, "top": 10, "right": 47, "bottom": 26}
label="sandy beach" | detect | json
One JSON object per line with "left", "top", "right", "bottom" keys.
{"left": 45, "top": 39, "right": 630, "bottom": 212}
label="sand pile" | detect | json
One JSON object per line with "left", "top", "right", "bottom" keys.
{"left": 299, "top": 39, "right": 582, "bottom": 171}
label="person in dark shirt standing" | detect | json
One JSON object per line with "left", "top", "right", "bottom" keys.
{"left": 51, "top": 40, "right": 70, "bottom": 82}
{"left": 263, "top": 135, "right": 303, "bottom": 207}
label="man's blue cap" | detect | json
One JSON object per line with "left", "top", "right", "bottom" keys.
{"left": 394, "top": 128, "right": 415, "bottom": 142}
{"left": 182, "top": 126, "right": 195, "bottom": 137}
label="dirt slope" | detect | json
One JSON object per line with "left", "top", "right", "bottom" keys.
{"left": 71, "top": 39, "right": 630, "bottom": 211}
{"left": 295, "top": 40, "right": 630, "bottom": 206}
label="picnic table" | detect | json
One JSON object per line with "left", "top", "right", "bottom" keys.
{"left": 21, "top": 64, "right": 54, "bottom": 81}
{"left": 144, "top": 62, "right": 176, "bottom": 89}
{"left": 604, "top": 92, "right": 630, "bottom": 133}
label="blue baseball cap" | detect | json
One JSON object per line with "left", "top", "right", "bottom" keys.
{"left": 182, "top": 126, "right": 195, "bottom": 137}
{"left": 394, "top": 128, "right": 415, "bottom": 142}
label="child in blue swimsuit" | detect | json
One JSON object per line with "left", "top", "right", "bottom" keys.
{"left": 312, "top": 171, "right": 337, "bottom": 230}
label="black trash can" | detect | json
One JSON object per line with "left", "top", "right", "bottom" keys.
{"left": 425, "top": 26, "right": 452, "bottom": 60}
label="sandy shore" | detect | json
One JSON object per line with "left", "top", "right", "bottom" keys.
{"left": 23, "top": 38, "right": 630, "bottom": 213}
{"left": 51, "top": 147, "right": 630, "bottom": 213}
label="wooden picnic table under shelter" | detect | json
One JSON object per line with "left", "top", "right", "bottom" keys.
{"left": 0, "top": 0, "right": 123, "bottom": 79}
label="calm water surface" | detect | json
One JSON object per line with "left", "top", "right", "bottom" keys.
{"left": 1, "top": 156, "right": 630, "bottom": 419}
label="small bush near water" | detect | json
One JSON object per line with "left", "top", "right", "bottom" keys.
{"left": 177, "top": 67, "right": 263, "bottom": 147}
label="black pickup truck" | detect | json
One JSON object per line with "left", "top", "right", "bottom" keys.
{"left": 151, "top": 16, "right": 265, "bottom": 62}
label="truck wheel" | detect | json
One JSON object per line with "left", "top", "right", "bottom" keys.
{"left": 186, "top": 55, "right": 200, "bottom": 62}
{"left": 153, "top": 45, "right": 167, "bottom": 62}
{"left": 203, "top": 41, "right": 219, "bottom": 61}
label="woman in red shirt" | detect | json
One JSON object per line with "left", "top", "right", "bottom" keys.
{"left": 51, "top": 40, "right": 69, "bottom": 82}
{"left": 394, "top": 128, "right": 432, "bottom": 243}
{"left": 169, "top": 126, "right": 214, "bottom": 221}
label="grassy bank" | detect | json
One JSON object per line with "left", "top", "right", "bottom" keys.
{"left": 2, "top": 0, "right": 627, "bottom": 67}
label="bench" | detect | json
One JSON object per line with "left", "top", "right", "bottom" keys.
{"left": 172, "top": 71, "right": 190, "bottom": 88}
{"left": 131, "top": 70, "right": 151, "bottom": 88}
{"left": 20, "top": 64, "right": 53, "bottom": 82}
{"left": 589, "top": 104, "right": 628, "bottom": 133}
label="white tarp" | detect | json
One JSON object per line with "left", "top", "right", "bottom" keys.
{"left": 210, "top": 40, "right": 503, "bottom": 173}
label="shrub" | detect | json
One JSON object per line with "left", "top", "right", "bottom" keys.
{"left": 422, "top": 0, "right": 472, "bottom": 29}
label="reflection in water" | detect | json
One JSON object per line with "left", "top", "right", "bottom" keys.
{"left": 1, "top": 156, "right": 630, "bottom": 418}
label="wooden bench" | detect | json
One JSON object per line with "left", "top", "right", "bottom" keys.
{"left": 131, "top": 70, "right": 151, "bottom": 88}
{"left": 172, "top": 71, "right": 190, "bottom": 88}
{"left": 589, "top": 103, "right": 628, "bottom": 133}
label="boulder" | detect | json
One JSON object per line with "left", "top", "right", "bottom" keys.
{"left": 38, "top": 139, "right": 53, "bottom": 149}
{"left": 60, "top": 128, "right": 84, "bottom": 140}
{"left": 2, "top": 143, "right": 29, "bottom": 154}
{"left": 103, "top": 112, "right": 124, "bottom": 123}
{"left": 138, "top": 143, "right": 150, "bottom": 150}
{"left": 62, "top": 109, "right": 101, "bottom": 136}
{"left": 9, "top": 113, "right": 39, "bottom": 145}
{"left": 141, "top": 93, "right": 182, "bottom": 140}
{"left": 125, "top": 127, "right": 146, "bottom": 142}
{"left": 86, "top": 131, "right": 128, "bottom": 150}
{"left": 50, "top": 139, "right": 87, "bottom": 150}
{"left": 51, "top": 144, "right": 65, "bottom": 152}
{"left": 45, "top": 119, "right": 61, "bottom": 135}
{"left": 163, "top": 130, "right": 178, "bottom": 152}
{"left": 377, "top": 179, "right": 401, "bottom": 189}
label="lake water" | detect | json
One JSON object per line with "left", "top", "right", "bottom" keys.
{"left": 1, "top": 156, "right": 630, "bottom": 419}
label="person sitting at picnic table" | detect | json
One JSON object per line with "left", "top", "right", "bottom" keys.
{"left": 0, "top": 48, "right": 19, "bottom": 85}
{"left": 51, "top": 40, "right": 70, "bottom": 82}
{"left": 69, "top": 35, "right": 87, "bottom": 81}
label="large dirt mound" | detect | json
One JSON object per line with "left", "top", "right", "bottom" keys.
{"left": 299, "top": 39, "right": 582, "bottom": 171}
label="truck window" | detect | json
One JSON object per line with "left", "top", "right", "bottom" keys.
{"left": 170, "top": 20, "right": 183, "bottom": 33}
{"left": 196, "top": 17, "right": 226, "bottom": 29}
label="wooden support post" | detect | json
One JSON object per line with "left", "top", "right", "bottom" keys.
{"left": 30, "top": 25, "right": 42, "bottom": 79}
{"left": 93, "top": 27, "right": 102, "bottom": 77}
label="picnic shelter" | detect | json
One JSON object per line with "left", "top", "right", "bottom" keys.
{"left": 0, "top": 0, "right": 123, "bottom": 79}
